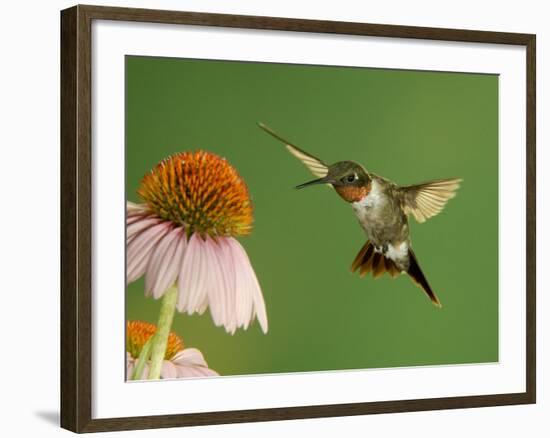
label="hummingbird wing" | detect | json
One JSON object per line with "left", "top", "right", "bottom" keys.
{"left": 258, "top": 122, "right": 329, "bottom": 178}
{"left": 399, "top": 178, "right": 462, "bottom": 223}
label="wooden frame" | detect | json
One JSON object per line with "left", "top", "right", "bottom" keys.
{"left": 60, "top": 4, "right": 536, "bottom": 433}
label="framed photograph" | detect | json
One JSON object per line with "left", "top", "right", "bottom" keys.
{"left": 60, "top": 4, "right": 536, "bottom": 433}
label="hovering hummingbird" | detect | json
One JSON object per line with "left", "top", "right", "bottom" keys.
{"left": 258, "top": 122, "right": 462, "bottom": 307}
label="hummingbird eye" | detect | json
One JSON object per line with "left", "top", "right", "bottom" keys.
{"left": 346, "top": 174, "right": 356, "bottom": 183}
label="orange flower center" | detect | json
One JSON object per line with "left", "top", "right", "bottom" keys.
{"left": 126, "top": 320, "right": 184, "bottom": 360}
{"left": 138, "top": 151, "right": 253, "bottom": 237}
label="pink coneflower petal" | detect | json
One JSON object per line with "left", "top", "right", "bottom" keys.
{"left": 172, "top": 348, "right": 207, "bottom": 366}
{"left": 127, "top": 214, "right": 145, "bottom": 226}
{"left": 127, "top": 201, "right": 149, "bottom": 215}
{"left": 145, "top": 228, "right": 187, "bottom": 299}
{"left": 127, "top": 221, "right": 171, "bottom": 283}
{"left": 223, "top": 238, "right": 250, "bottom": 331}
{"left": 177, "top": 234, "right": 208, "bottom": 315}
{"left": 213, "top": 238, "right": 238, "bottom": 333}
{"left": 228, "top": 238, "right": 268, "bottom": 334}
{"left": 251, "top": 272, "right": 268, "bottom": 333}
{"left": 197, "top": 295, "right": 209, "bottom": 315}
{"left": 160, "top": 360, "right": 178, "bottom": 379}
{"left": 172, "top": 348, "right": 219, "bottom": 377}
{"left": 127, "top": 216, "right": 161, "bottom": 242}
{"left": 202, "top": 237, "right": 229, "bottom": 329}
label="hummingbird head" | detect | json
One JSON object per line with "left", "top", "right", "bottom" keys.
{"left": 296, "top": 161, "right": 372, "bottom": 203}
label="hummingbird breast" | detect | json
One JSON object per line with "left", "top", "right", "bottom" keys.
{"left": 351, "top": 178, "right": 410, "bottom": 267}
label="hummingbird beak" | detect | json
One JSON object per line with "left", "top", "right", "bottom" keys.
{"left": 295, "top": 177, "right": 330, "bottom": 189}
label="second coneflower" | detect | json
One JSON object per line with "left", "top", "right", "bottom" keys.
{"left": 126, "top": 320, "right": 218, "bottom": 380}
{"left": 127, "top": 151, "right": 267, "bottom": 379}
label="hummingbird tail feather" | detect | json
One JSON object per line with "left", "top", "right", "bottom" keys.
{"left": 351, "top": 241, "right": 442, "bottom": 307}
{"left": 406, "top": 249, "right": 442, "bottom": 308}
{"left": 351, "top": 241, "right": 400, "bottom": 279}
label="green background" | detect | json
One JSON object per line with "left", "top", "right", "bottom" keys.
{"left": 126, "top": 56, "right": 498, "bottom": 376}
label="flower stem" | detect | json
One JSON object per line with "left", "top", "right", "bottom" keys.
{"left": 131, "top": 336, "right": 153, "bottom": 380}
{"left": 147, "top": 285, "right": 178, "bottom": 380}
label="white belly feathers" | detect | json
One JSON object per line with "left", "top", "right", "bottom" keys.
{"left": 386, "top": 241, "right": 408, "bottom": 261}
{"left": 351, "top": 179, "right": 384, "bottom": 223}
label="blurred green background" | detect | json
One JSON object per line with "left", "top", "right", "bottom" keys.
{"left": 126, "top": 56, "right": 498, "bottom": 376}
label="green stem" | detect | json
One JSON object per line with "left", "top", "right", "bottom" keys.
{"left": 131, "top": 336, "right": 154, "bottom": 380}
{"left": 147, "top": 285, "right": 178, "bottom": 380}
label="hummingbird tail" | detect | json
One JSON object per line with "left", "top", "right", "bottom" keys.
{"left": 351, "top": 241, "right": 442, "bottom": 307}
{"left": 406, "top": 249, "right": 442, "bottom": 308}
{"left": 351, "top": 240, "right": 401, "bottom": 279}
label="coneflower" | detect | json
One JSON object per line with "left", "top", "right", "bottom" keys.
{"left": 126, "top": 320, "right": 217, "bottom": 380}
{"left": 127, "top": 151, "right": 267, "bottom": 379}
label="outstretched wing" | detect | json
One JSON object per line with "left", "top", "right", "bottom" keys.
{"left": 400, "top": 178, "right": 462, "bottom": 223}
{"left": 258, "top": 122, "right": 329, "bottom": 178}
{"left": 285, "top": 143, "right": 329, "bottom": 178}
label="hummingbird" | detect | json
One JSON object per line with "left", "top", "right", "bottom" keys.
{"left": 258, "top": 122, "right": 462, "bottom": 307}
